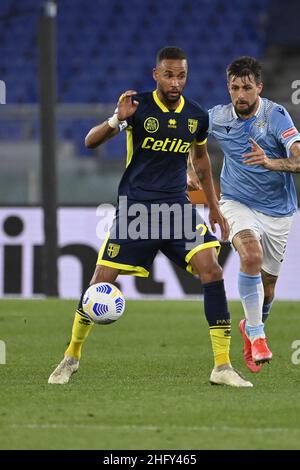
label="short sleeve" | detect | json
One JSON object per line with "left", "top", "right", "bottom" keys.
{"left": 208, "top": 107, "right": 214, "bottom": 135}
{"left": 195, "top": 110, "right": 209, "bottom": 145}
{"left": 270, "top": 106, "right": 300, "bottom": 155}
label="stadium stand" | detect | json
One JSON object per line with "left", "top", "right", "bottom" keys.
{"left": 1, "top": 0, "right": 271, "bottom": 108}
{"left": 1, "top": 0, "right": 300, "bottom": 204}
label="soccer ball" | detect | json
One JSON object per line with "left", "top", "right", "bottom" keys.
{"left": 82, "top": 282, "right": 125, "bottom": 324}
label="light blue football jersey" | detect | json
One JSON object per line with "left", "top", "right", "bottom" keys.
{"left": 209, "top": 97, "right": 300, "bottom": 216}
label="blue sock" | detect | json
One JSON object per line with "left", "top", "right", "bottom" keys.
{"left": 262, "top": 301, "right": 273, "bottom": 323}
{"left": 238, "top": 272, "right": 264, "bottom": 328}
{"left": 245, "top": 323, "right": 265, "bottom": 339}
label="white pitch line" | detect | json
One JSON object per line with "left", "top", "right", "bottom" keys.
{"left": 9, "top": 424, "right": 300, "bottom": 433}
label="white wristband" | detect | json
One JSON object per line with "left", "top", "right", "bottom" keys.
{"left": 107, "top": 114, "right": 120, "bottom": 129}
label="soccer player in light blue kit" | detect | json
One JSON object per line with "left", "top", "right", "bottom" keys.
{"left": 208, "top": 57, "right": 300, "bottom": 372}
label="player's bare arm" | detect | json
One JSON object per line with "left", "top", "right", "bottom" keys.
{"left": 85, "top": 90, "right": 139, "bottom": 149}
{"left": 85, "top": 121, "right": 119, "bottom": 149}
{"left": 243, "top": 138, "right": 300, "bottom": 172}
{"left": 190, "top": 142, "right": 229, "bottom": 241}
{"left": 186, "top": 156, "right": 201, "bottom": 191}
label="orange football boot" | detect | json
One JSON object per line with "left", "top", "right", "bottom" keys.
{"left": 252, "top": 337, "right": 273, "bottom": 365}
{"left": 239, "top": 319, "right": 262, "bottom": 373}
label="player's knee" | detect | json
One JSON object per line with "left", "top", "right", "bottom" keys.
{"left": 240, "top": 250, "right": 263, "bottom": 272}
{"left": 89, "top": 265, "right": 118, "bottom": 285}
{"left": 199, "top": 260, "right": 223, "bottom": 284}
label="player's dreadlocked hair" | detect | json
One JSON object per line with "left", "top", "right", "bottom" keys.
{"left": 156, "top": 46, "right": 187, "bottom": 65}
{"left": 227, "top": 56, "right": 262, "bottom": 84}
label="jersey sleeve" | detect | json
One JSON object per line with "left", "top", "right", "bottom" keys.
{"left": 208, "top": 107, "right": 214, "bottom": 135}
{"left": 195, "top": 110, "right": 209, "bottom": 145}
{"left": 270, "top": 105, "right": 300, "bottom": 155}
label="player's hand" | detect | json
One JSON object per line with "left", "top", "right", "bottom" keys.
{"left": 209, "top": 205, "right": 230, "bottom": 242}
{"left": 243, "top": 138, "right": 273, "bottom": 169}
{"left": 187, "top": 171, "right": 201, "bottom": 191}
{"left": 117, "top": 90, "right": 139, "bottom": 120}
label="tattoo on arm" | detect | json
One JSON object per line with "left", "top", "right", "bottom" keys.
{"left": 272, "top": 141, "right": 300, "bottom": 172}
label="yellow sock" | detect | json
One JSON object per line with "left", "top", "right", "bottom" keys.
{"left": 209, "top": 326, "right": 231, "bottom": 367}
{"left": 65, "top": 310, "right": 94, "bottom": 360}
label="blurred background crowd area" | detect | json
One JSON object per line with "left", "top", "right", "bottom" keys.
{"left": 0, "top": 0, "right": 299, "bottom": 205}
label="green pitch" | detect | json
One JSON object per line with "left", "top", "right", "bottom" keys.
{"left": 0, "top": 299, "right": 300, "bottom": 450}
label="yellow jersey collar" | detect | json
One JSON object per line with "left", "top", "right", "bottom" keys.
{"left": 153, "top": 90, "right": 185, "bottom": 113}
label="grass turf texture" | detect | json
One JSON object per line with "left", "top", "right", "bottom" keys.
{"left": 0, "top": 299, "right": 300, "bottom": 450}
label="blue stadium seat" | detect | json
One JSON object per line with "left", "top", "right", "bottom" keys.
{"left": 1, "top": 0, "right": 272, "bottom": 149}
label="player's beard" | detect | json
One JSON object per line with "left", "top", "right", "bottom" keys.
{"left": 234, "top": 100, "right": 257, "bottom": 117}
{"left": 161, "top": 89, "right": 181, "bottom": 105}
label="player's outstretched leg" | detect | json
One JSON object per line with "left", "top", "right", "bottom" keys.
{"left": 243, "top": 270, "right": 276, "bottom": 369}
{"left": 238, "top": 272, "right": 273, "bottom": 368}
{"left": 48, "top": 307, "right": 92, "bottom": 384}
{"left": 48, "top": 265, "right": 119, "bottom": 384}
{"left": 234, "top": 233, "right": 272, "bottom": 370}
{"left": 191, "top": 250, "right": 253, "bottom": 388}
